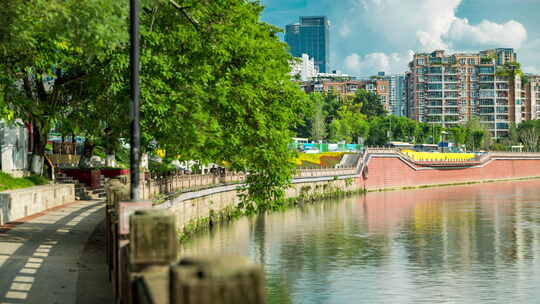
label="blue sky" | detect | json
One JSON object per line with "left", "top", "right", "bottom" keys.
{"left": 260, "top": 0, "right": 540, "bottom": 76}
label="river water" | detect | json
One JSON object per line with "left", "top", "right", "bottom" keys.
{"left": 180, "top": 180, "right": 540, "bottom": 303}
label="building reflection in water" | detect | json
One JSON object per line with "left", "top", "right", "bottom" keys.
{"left": 181, "top": 180, "right": 540, "bottom": 303}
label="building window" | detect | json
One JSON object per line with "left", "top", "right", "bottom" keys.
{"left": 468, "top": 58, "right": 476, "bottom": 65}
{"left": 417, "top": 58, "right": 425, "bottom": 65}
{"left": 479, "top": 66, "right": 495, "bottom": 74}
{"left": 460, "top": 59, "right": 466, "bottom": 65}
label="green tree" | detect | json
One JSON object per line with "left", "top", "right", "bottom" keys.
{"left": 365, "top": 116, "right": 388, "bottom": 146}
{"left": 322, "top": 91, "right": 346, "bottom": 126}
{"left": 0, "top": 0, "right": 128, "bottom": 173}
{"left": 464, "top": 117, "right": 491, "bottom": 151}
{"left": 329, "top": 102, "right": 369, "bottom": 143}
{"left": 355, "top": 89, "right": 387, "bottom": 118}
{"left": 449, "top": 125, "right": 467, "bottom": 147}
{"left": 310, "top": 93, "right": 327, "bottom": 141}
{"left": 101, "top": 0, "right": 305, "bottom": 210}
{"left": 518, "top": 120, "right": 540, "bottom": 152}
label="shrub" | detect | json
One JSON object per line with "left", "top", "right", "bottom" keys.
{"left": 0, "top": 172, "right": 50, "bottom": 191}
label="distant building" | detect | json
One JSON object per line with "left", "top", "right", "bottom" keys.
{"left": 302, "top": 78, "right": 390, "bottom": 112}
{"left": 285, "top": 16, "right": 330, "bottom": 73}
{"left": 0, "top": 120, "right": 28, "bottom": 177}
{"left": 290, "top": 54, "right": 318, "bottom": 81}
{"left": 378, "top": 73, "right": 406, "bottom": 116}
{"left": 523, "top": 74, "right": 540, "bottom": 120}
{"left": 407, "top": 48, "right": 522, "bottom": 139}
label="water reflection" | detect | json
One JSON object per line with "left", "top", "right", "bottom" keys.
{"left": 181, "top": 180, "right": 540, "bottom": 303}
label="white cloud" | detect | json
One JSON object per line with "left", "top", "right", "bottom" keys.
{"left": 445, "top": 19, "right": 527, "bottom": 49}
{"left": 524, "top": 66, "right": 540, "bottom": 74}
{"left": 519, "top": 39, "right": 540, "bottom": 74}
{"left": 339, "top": 23, "right": 351, "bottom": 38}
{"left": 354, "top": 0, "right": 527, "bottom": 51}
{"left": 344, "top": 51, "right": 414, "bottom": 75}
{"left": 339, "top": 0, "right": 533, "bottom": 75}
{"left": 357, "top": 0, "right": 460, "bottom": 51}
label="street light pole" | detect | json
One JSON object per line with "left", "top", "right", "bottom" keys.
{"left": 130, "top": 0, "right": 141, "bottom": 201}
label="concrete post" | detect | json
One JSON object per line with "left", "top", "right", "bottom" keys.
{"left": 129, "top": 209, "right": 178, "bottom": 304}
{"left": 170, "top": 256, "right": 265, "bottom": 304}
{"left": 129, "top": 209, "right": 178, "bottom": 265}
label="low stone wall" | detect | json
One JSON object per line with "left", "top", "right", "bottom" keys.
{"left": 156, "top": 176, "right": 358, "bottom": 232}
{"left": 0, "top": 184, "right": 75, "bottom": 225}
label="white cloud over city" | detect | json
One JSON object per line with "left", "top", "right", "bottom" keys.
{"left": 342, "top": 0, "right": 531, "bottom": 75}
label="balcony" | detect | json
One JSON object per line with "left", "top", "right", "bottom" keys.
{"left": 478, "top": 67, "right": 495, "bottom": 74}
{"left": 443, "top": 77, "right": 459, "bottom": 83}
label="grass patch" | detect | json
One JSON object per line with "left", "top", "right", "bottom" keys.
{"left": 0, "top": 172, "right": 50, "bottom": 191}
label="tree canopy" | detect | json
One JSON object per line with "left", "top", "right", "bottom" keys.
{"left": 0, "top": 0, "right": 307, "bottom": 210}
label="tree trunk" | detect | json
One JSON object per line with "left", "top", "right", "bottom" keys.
{"left": 30, "top": 121, "right": 49, "bottom": 175}
{"left": 78, "top": 139, "right": 96, "bottom": 168}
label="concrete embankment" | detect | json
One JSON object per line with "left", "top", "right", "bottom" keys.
{"left": 359, "top": 152, "right": 540, "bottom": 191}
{"left": 155, "top": 176, "right": 360, "bottom": 234}
{"left": 155, "top": 151, "right": 540, "bottom": 236}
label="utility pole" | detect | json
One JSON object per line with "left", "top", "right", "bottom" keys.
{"left": 130, "top": 0, "right": 141, "bottom": 201}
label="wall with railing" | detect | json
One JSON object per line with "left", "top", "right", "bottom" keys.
{"left": 138, "top": 171, "right": 246, "bottom": 200}
{"left": 359, "top": 148, "right": 540, "bottom": 190}
{"left": 105, "top": 166, "right": 361, "bottom": 303}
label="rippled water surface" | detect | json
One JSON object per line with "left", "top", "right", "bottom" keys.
{"left": 180, "top": 180, "right": 540, "bottom": 303}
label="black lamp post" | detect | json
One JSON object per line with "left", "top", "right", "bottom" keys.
{"left": 130, "top": 0, "right": 140, "bottom": 201}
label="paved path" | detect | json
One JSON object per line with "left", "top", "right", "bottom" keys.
{"left": 0, "top": 200, "right": 112, "bottom": 304}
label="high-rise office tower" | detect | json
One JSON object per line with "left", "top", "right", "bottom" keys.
{"left": 285, "top": 16, "right": 330, "bottom": 73}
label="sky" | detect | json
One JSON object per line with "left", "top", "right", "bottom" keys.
{"left": 260, "top": 0, "right": 540, "bottom": 77}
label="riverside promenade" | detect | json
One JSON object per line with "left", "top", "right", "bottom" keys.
{"left": 0, "top": 199, "right": 111, "bottom": 304}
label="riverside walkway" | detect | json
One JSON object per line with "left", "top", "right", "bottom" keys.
{"left": 0, "top": 199, "right": 111, "bottom": 304}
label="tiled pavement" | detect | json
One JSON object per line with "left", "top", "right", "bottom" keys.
{"left": 0, "top": 200, "right": 112, "bottom": 304}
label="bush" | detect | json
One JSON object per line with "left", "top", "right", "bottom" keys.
{"left": 24, "top": 175, "right": 50, "bottom": 185}
{"left": 0, "top": 172, "right": 50, "bottom": 191}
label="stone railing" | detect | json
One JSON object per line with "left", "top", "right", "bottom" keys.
{"left": 295, "top": 167, "right": 356, "bottom": 178}
{"left": 139, "top": 172, "right": 246, "bottom": 200}
{"left": 136, "top": 165, "right": 362, "bottom": 201}
{"left": 490, "top": 151, "right": 540, "bottom": 158}
{"left": 105, "top": 184, "right": 265, "bottom": 304}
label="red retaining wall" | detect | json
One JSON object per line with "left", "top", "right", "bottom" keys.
{"left": 101, "top": 168, "right": 129, "bottom": 179}
{"left": 60, "top": 169, "right": 101, "bottom": 189}
{"left": 358, "top": 156, "right": 540, "bottom": 191}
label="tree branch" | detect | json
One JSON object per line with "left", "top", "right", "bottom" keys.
{"left": 169, "top": 0, "right": 200, "bottom": 30}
